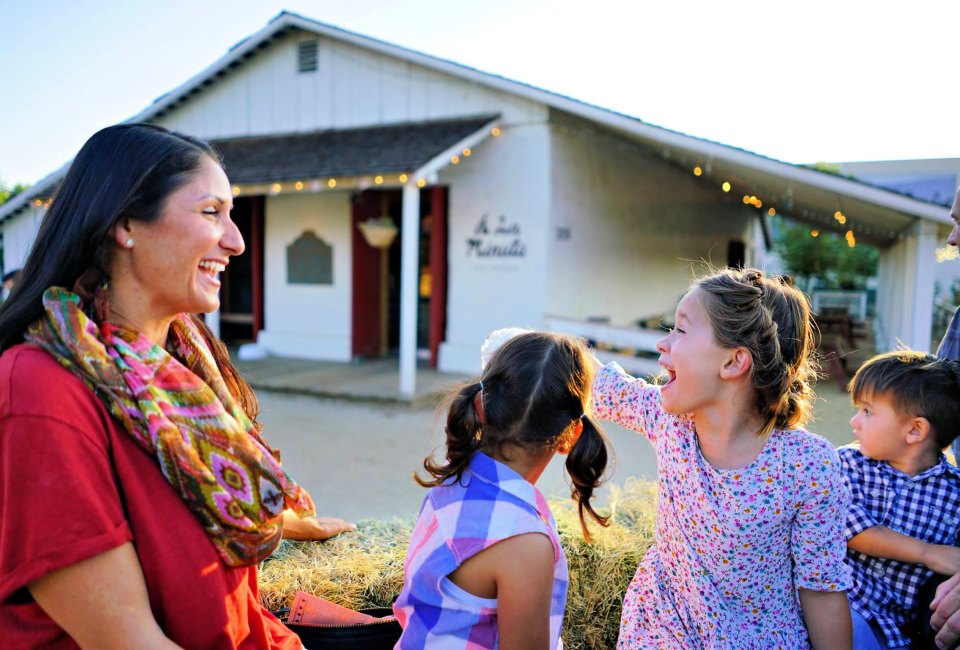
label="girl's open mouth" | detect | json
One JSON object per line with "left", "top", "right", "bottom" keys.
{"left": 661, "top": 368, "right": 676, "bottom": 386}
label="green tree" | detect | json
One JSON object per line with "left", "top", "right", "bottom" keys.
{"left": 773, "top": 217, "right": 878, "bottom": 291}
{"left": 0, "top": 181, "right": 29, "bottom": 207}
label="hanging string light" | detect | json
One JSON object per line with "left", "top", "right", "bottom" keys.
{"left": 936, "top": 246, "right": 960, "bottom": 262}
{"left": 222, "top": 124, "right": 501, "bottom": 198}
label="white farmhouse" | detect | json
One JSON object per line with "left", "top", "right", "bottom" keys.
{"left": 0, "top": 11, "right": 950, "bottom": 395}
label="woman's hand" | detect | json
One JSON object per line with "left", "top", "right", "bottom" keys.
{"left": 29, "top": 543, "right": 182, "bottom": 649}
{"left": 281, "top": 509, "right": 356, "bottom": 541}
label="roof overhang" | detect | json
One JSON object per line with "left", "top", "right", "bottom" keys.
{"left": 559, "top": 109, "right": 950, "bottom": 248}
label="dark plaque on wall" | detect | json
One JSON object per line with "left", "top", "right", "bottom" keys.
{"left": 287, "top": 230, "right": 333, "bottom": 285}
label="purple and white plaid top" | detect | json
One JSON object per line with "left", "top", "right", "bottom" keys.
{"left": 839, "top": 445, "right": 960, "bottom": 648}
{"left": 393, "top": 451, "right": 568, "bottom": 649}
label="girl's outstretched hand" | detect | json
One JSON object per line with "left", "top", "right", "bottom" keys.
{"left": 481, "top": 327, "right": 532, "bottom": 370}
{"left": 281, "top": 510, "right": 356, "bottom": 541}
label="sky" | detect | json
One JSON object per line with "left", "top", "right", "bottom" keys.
{"left": 1, "top": 0, "right": 957, "bottom": 187}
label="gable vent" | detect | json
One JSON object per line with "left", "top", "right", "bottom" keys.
{"left": 298, "top": 40, "right": 318, "bottom": 73}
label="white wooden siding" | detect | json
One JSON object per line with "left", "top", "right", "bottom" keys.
{"left": 257, "top": 192, "right": 353, "bottom": 360}
{"left": 544, "top": 116, "right": 753, "bottom": 328}
{"left": 2, "top": 207, "right": 45, "bottom": 271}
{"left": 437, "top": 123, "right": 552, "bottom": 373}
{"left": 156, "top": 30, "right": 547, "bottom": 139}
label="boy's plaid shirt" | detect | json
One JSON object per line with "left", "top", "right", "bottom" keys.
{"left": 839, "top": 445, "right": 960, "bottom": 647}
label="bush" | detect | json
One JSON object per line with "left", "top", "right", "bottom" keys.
{"left": 773, "top": 217, "right": 878, "bottom": 291}
{"left": 258, "top": 480, "right": 658, "bottom": 649}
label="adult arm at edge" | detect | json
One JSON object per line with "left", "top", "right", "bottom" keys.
{"left": 799, "top": 589, "right": 851, "bottom": 650}
{"left": 28, "top": 542, "right": 183, "bottom": 650}
{"left": 931, "top": 572, "right": 960, "bottom": 649}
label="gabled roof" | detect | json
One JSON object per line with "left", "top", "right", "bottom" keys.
{"left": 1, "top": 10, "right": 950, "bottom": 237}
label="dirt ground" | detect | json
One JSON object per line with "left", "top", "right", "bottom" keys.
{"left": 258, "top": 377, "right": 860, "bottom": 523}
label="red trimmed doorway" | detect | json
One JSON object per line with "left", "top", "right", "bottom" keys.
{"left": 218, "top": 195, "right": 265, "bottom": 346}
{"left": 351, "top": 187, "right": 448, "bottom": 367}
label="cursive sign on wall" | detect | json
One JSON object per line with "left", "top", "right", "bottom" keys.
{"left": 466, "top": 213, "right": 526, "bottom": 258}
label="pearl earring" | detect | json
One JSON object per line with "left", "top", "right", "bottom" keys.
{"left": 125, "top": 238, "right": 134, "bottom": 248}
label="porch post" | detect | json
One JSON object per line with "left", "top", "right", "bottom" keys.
{"left": 399, "top": 182, "right": 421, "bottom": 397}
{"left": 206, "top": 308, "right": 221, "bottom": 340}
{"left": 906, "top": 220, "right": 938, "bottom": 351}
{"left": 878, "top": 220, "right": 938, "bottom": 352}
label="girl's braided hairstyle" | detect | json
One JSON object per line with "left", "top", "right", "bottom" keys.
{"left": 694, "top": 268, "right": 820, "bottom": 437}
{"left": 418, "top": 331, "right": 610, "bottom": 540}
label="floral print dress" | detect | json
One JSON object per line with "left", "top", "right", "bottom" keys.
{"left": 593, "top": 363, "right": 851, "bottom": 649}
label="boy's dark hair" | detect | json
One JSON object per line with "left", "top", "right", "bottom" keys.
{"left": 417, "top": 331, "right": 610, "bottom": 540}
{"left": 1, "top": 269, "right": 19, "bottom": 284}
{"left": 849, "top": 350, "right": 960, "bottom": 449}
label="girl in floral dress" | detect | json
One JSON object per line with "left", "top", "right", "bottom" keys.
{"left": 593, "top": 268, "right": 852, "bottom": 649}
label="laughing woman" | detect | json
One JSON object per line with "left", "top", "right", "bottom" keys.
{"left": 0, "top": 124, "right": 346, "bottom": 648}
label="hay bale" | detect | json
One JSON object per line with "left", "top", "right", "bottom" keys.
{"left": 259, "top": 480, "right": 658, "bottom": 650}
{"left": 258, "top": 518, "right": 411, "bottom": 613}
{"left": 556, "top": 479, "right": 657, "bottom": 649}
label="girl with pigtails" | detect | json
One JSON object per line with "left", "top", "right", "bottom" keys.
{"left": 593, "top": 268, "right": 853, "bottom": 649}
{"left": 393, "top": 331, "right": 610, "bottom": 649}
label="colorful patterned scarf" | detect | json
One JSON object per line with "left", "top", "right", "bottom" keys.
{"left": 26, "top": 287, "right": 315, "bottom": 567}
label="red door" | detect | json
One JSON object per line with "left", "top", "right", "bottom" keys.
{"left": 428, "top": 187, "right": 448, "bottom": 368}
{"left": 351, "top": 192, "right": 382, "bottom": 358}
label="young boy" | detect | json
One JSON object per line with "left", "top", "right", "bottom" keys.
{"left": 840, "top": 350, "right": 960, "bottom": 649}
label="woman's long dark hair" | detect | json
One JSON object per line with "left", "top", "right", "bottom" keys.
{"left": 419, "top": 332, "right": 610, "bottom": 540}
{"left": 0, "top": 123, "right": 261, "bottom": 428}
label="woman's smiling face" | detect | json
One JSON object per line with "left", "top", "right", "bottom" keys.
{"left": 123, "top": 156, "right": 244, "bottom": 319}
{"left": 656, "top": 288, "right": 730, "bottom": 415}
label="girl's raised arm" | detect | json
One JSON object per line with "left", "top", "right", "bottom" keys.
{"left": 591, "top": 361, "right": 665, "bottom": 443}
